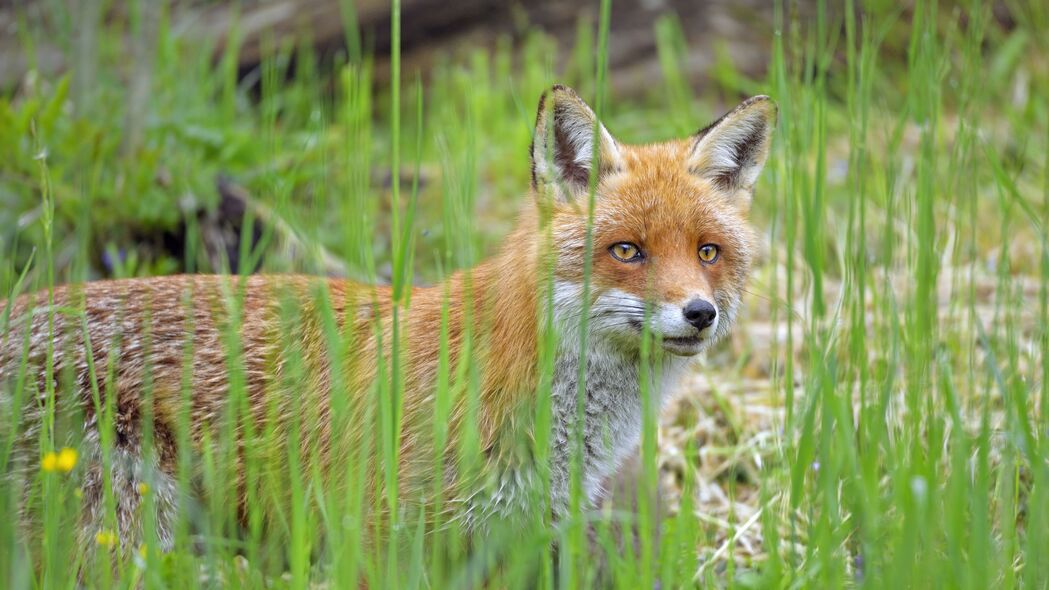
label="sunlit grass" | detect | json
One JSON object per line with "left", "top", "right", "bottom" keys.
{"left": 1, "top": 0, "right": 1048, "bottom": 587}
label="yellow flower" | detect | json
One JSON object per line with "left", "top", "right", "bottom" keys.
{"left": 95, "top": 529, "right": 118, "bottom": 547}
{"left": 40, "top": 452, "right": 58, "bottom": 472}
{"left": 137, "top": 482, "right": 149, "bottom": 496}
{"left": 56, "top": 447, "right": 78, "bottom": 472}
{"left": 40, "top": 447, "right": 77, "bottom": 474}
{"left": 135, "top": 543, "right": 151, "bottom": 570}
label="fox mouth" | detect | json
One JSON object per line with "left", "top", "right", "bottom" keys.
{"left": 660, "top": 335, "right": 706, "bottom": 356}
{"left": 624, "top": 319, "right": 708, "bottom": 356}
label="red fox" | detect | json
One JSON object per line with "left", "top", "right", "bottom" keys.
{"left": 1, "top": 86, "right": 776, "bottom": 559}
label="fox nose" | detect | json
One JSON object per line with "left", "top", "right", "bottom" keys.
{"left": 682, "top": 299, "right": 717, "bottom": 331}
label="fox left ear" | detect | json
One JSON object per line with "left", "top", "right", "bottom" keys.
{"left": 689, "top": 95, "right": 777, "bottom": 200}
{"left": 531, "top": 85, "right": 623, "bottom": 204}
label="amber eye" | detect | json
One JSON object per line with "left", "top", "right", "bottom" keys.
{"left": 609, "top": 242, "right": 643, "bottom": 262}
{"left": 698, "top": 244, "right": 720, "bottom": 264}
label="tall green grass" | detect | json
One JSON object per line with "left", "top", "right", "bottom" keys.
{"left": 1, "top": 0, "right": 1047, "bottom": 587}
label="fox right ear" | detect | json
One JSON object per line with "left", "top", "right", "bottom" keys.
{"left": 689, "top": 95, "right": 777, "bottom": 202}
{"left": 530, "top": 85, "right": 622, "bottom": 204}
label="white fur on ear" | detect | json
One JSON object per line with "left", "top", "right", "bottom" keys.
{"left": 689, "top": 96, "right": 777, "bottom": 197}
{"left": 531, "top": 85, "right": 622, "bottom": 203}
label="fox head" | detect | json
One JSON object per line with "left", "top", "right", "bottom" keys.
{"left": 530, "top": 85, "right": 776, "bottom": 357}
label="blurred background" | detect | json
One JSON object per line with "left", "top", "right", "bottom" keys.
{"left": 0, "top": 0, "right": 821, "bottom": 281}
{"left": 0, "top": 0, "right": 1028, "bottom": 280}
{"left": 2, "top": 0, "right": 793, "bottom": 98}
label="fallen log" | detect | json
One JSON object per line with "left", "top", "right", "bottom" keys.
{"left": 3, "top": 0, "right": 789, "bottom": 97}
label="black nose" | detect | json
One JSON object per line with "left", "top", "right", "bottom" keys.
{"left": 682, "top": 299, "right": 717, "bottom": 331}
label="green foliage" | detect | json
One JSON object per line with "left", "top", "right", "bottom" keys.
{"left": 1, "top": 0, "right": 1048, "bottom": 587}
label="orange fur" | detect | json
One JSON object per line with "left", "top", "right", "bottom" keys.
{"left": 0, "top": 86, "right": 776, "bottom": 560}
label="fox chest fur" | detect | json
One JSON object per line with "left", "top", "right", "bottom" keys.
{"left": 458, "top": 318, "right": 689, "bottom": 529}
{"left": 546, "top": 335, "right": 687, "bottom": 513}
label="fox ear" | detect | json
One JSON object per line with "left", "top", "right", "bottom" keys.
{"left": 531, "top": 85, "right": 622, "bottom": 203}
{"left": 689, "top": 95, "right": 777, "bottom": 199}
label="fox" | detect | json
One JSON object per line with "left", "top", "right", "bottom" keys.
{"left": 0, "top": 85, "right": 776, "bottom": 564}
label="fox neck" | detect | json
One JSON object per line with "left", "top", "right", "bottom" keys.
{"left": 546, "top": 279, "right": 689, "bottom": 514}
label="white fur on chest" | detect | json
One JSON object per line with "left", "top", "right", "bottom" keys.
{"left": 547, "top": 341, "right": 685, "bottom": 514}
{"left": 545, "top": 281, "right": 690, "bottom": 515}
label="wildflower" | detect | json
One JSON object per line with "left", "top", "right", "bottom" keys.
{"left": 95, "top": 529, "right": 118, "bottom": 548}
{"left": 56, "top": 447, "right": 78, "bottom": 472}
{"left": 137, "top": 482, "right": 149, "bottom": 496}
{"left": 135, "top": 543, "right": 154, "bottom": 570}
{"left": 40, "top": 452, "right": 58, "bottom": 473}
{"left": 40, "top": 447, "right": 78, "bottom": 473}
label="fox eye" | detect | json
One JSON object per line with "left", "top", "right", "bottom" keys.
{"left": 698, "top": 244, "right": 720, "bottom": 264}
{"left": 609, "top": 242, "right": 643, "bottom": 263}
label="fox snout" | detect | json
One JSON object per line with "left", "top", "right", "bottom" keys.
{"left": 682, "top": 299, "right": 717, "bottom": 332}
{"left": 662, "top": 295, "right": 720, "bottom": 343}
{"left": 650, "top": 297, "right": 722, "bottom": 356}
{"left": 583, "top": 287, "right": 726, "bottom": 357}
